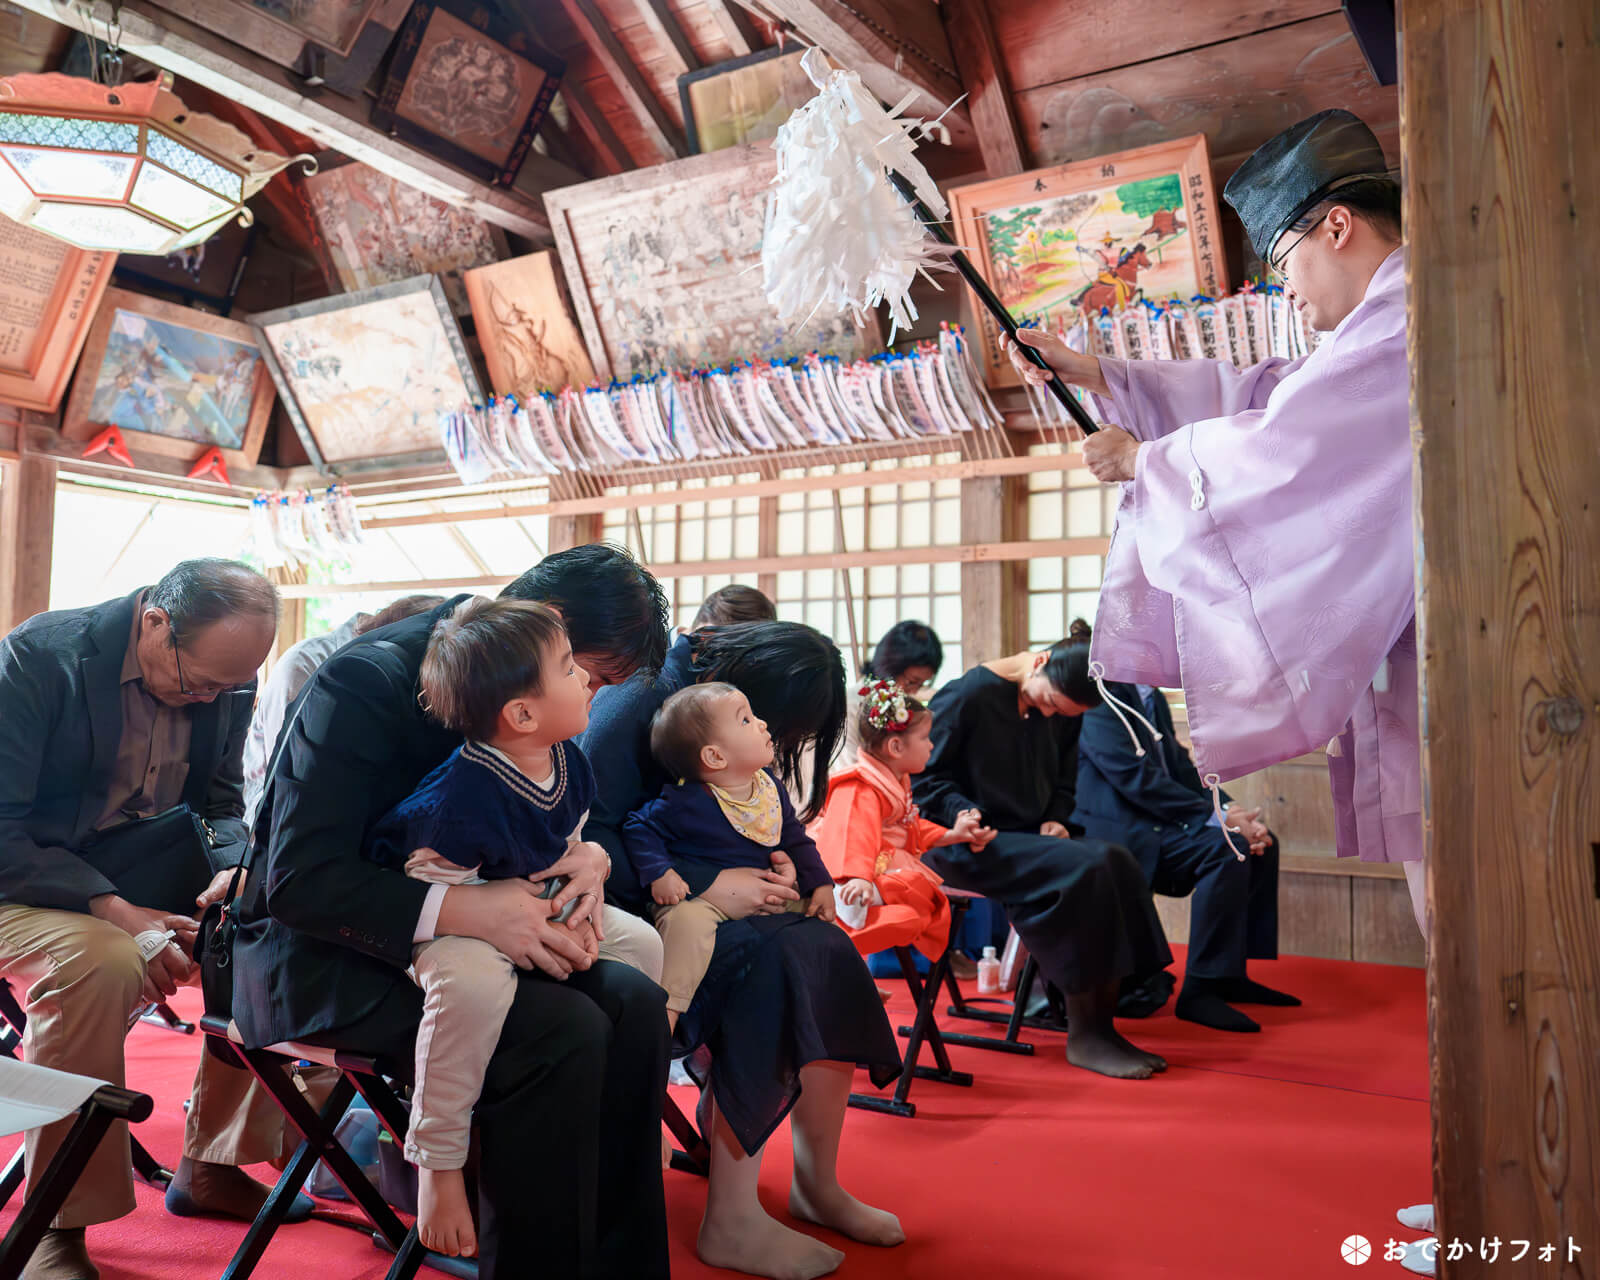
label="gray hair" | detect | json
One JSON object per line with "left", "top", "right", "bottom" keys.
{"left": 146, "top": 558, "right": 279, "bottom": 643}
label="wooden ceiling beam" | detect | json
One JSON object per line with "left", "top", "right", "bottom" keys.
{"left": 631, "top": 0, "right": 703, "bottom": 76}
{"left": 553, "top": 0, "right": 688, "bottom": 160}
{"left": 739, "top": 0, "right": 973, "bottom": 147}
{"left": 702, "top": 0, "right": 764, "bottom": 56}
{"left": 558, "top": 81, "right": 635, "bottom": 174}
{"left": 939, "top": 0, "right": 1025, "bottom": 176}
{"left": 8, "top": 0, "right": 554, "bottom": 240}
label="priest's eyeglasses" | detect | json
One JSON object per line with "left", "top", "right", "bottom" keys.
{"left": 1268, "top": 211, "right": 1329, "bottom": 283}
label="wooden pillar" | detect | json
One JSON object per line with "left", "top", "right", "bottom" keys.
{"left": 959, "top": 469, "right": 1025, "bottom": 666}
{"left": 0, "top": 453, "right": 57, "bottom": 633}
{"left": 546, "top": 475, "right": 604, "bottom": 554}
{"left": 1402, "top": 0, "right": 1599, "bottom": 1273}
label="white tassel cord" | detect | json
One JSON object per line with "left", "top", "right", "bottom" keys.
{"left": 1204, "top": 773, "right": 1249, "bottom": 862}
{"left": 763, "top": 47, "right": 958, "bottom": 338}
{"left": 1086, "top": 660, "right": 1165, "bottom": 758}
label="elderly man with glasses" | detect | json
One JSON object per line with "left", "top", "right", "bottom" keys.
{"left": 0, "top": 558, "right": 314, "bottom": 1280}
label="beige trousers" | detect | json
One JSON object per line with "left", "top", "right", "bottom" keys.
{"left": 653, "top": 896, "right": 806, "bottom": 1014}
{"left": 0, "top": 904, "right": 306, "bottom": 1228}
{"left": 404, "top": 905, "right": 662, "bottom": 1170}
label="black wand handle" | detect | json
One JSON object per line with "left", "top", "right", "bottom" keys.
{"left": 888, "top": 170, "right": 1099, "bottom": 435}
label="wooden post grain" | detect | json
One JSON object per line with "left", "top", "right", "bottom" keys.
{"left": 1403, "top": 0, "right": 1599, "bottom": 1272}
{"left": 0, "top": 453, "right": 57, "bottom": 633}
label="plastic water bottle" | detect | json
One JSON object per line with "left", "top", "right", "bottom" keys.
{"left": 976, "top": 945, "right": 1001, "bottom": 995}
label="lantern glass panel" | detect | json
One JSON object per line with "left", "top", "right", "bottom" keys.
{"left": 30, "top": 201, "right": 173, "bottom": 252}
{"left": 0, "top": 145, "right": 135, "bottom": 198}
{"left": 131, "top": 162, "right": 233, "bottom": 228}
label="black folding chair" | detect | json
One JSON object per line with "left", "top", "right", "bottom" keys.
{"left": 200, "top": 1014, "right": 431, "bottom": 1280}
{"left": 0, "top": 1076, "right": 154, "bottom": 1280}
{"left": 935, "top": 919, "right": 1070, "bottom": 1057}
{"left": 201, "top": 1014, "right": 712, "bottom": 1280}
{"left": 846, "top": 894, "right": 978, "bottom": 1119}
{"left": 0, "top": 982, "right": 172, "bottom": 1208}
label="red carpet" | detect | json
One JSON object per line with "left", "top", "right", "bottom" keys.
{"left": 2, "top": 947, "right": 1431, "bottom": 1279}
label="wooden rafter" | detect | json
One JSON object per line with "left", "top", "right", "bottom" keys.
{"left": 557, "top": 80, "right": 635, "bottom": 175}
{"left": 939, "top": 0, "right": 1025, "bottom": 176}
{"left": 9, "top": 0, "right": 553, "bottom": 239}
{"left": 702, "top": 0, "right": 764, "bottom": 56}
{"left": 554, "top": 0, "right": 688, "bottom": 160}
{"left": 631, "top": 0, "right": 702, "bottom": 76}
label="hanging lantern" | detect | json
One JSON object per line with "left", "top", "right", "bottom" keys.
{"left": 0, "top": 71, "right": 312, "bottom": 254}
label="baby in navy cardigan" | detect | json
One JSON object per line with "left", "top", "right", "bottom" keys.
{"left": 365, "top": 598, "right": 660, "bottom": 1261}
{"left": 625, "top": 681, "right": 838, "bottom": 1027}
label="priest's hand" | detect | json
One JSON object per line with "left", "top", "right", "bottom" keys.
{"left": 1083, "top": 425, "right": 1142, "bottom": 483}
{"left": 1001, "top": 328, "right": 1108, "bottom": 397}
{"left": 1039, "top": 821, "right": 1071, "bottom": 840}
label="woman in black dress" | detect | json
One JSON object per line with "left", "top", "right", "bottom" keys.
{"left": 582, "top": 621, "right": 902, "bottom": 1280}
{"left": 913, "top": 621, "right": 1174, "bottom": 1079}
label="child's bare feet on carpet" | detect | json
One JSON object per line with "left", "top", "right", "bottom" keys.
{"left": 1065, "top": 1029, "right": 1159, "bottom": 1079}
{"left": 790, "top": 1178, "right": 906, "bottom": 1247}
{"left": 699, "top": 1209, "right": 844, "bottom": 1279}
{"left": 417, "top": 1167, "right": 477, "bottom": 1257}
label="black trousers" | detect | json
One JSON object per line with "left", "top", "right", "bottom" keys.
{"left": 1145, "top": 829, "right": 1281, "bottom": 981}
{"left": 926, "top": 832, "right": 1172, "bottom": 996}
{"left": 301, "top": 958, "right": 670, "bottom": 1280}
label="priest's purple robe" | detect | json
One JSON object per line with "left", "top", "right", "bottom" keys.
{"left": 1087, "top": 248, "right": 1419, "bottom": 862}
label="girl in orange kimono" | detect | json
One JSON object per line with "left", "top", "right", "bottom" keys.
{"left": 810, "top": 681, "right": 994, "bottom": 960}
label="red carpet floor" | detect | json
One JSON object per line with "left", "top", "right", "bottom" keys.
{"left": 1, "top": 947, "right": 1431, "bottom": 1279}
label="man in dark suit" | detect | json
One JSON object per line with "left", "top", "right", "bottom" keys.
{"left": 0, "top": 559, "right": 310, "bottom": 1280}
{"left": 1073, "top": 681, "right": 1298, "bottom": 1034}
{"left": 233, "top": 544, "right": 674, "bottom": 1280}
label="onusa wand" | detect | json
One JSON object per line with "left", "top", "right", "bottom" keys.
{"left": 884, "top": 171, "right": 1099, "bottom": 435}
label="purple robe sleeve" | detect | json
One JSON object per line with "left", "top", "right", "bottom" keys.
{"left": 1093, "top": 354, "right": 1307, "bottom": 442}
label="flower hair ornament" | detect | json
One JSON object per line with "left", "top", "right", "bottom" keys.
{"left": 860, "top": 679, "right": 912, "bottom": 732}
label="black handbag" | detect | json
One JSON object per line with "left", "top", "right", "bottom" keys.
{"left": 81, "top": 803, "right": 240, "bottom": 917}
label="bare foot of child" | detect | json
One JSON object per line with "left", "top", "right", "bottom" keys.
{"left": 1065, "top": 1028, "right": 1158, "bottom": 1079}
{"left": 789, "top": 1178, "right": 906, "bottom": 1247}
{"left": 417, "top": 1167, "right": 476, "bottom": 1258}
{"left": 698, "top": 1208, "right": 844, "bottom": 1279}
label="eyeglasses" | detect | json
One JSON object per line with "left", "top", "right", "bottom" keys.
{"left": 1267, "top": 212, "right": 1329, "bottom": 284}
{"left": 169, "top": 620, "right": 253, "bottom": 699}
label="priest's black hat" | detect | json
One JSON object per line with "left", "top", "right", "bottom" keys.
{"left": 1223, "top": 110, "right": 1391, "bottom": 262}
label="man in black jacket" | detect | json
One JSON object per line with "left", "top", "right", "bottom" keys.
{"left": 1073, "top": 681, "right": 1296, "bottom": 1034}
{"left": 233, "top": 544, "right": 674, "bottom": 1280}
{"left": 0, "top": 559, "right": 311, "bottom": 1280}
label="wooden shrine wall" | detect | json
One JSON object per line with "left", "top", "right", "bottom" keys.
{"left": 982, "top": 2, "right": 1400, "bottom": 276}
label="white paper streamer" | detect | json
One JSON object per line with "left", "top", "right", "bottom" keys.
{"left": 762, "top": 47, "right": 955, "bottom": 337}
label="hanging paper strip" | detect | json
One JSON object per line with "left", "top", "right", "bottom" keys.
{"left": 248, "top": 484, "right": 366, "bottom": 568}
{"left": 435, "top": 328, "right": 1004, "bottom": 487}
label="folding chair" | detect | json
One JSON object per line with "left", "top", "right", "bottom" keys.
{"left": 0, "top": 1066, "right": 153, "bottom": 1280}
{"left": 0, "top": 982, "right": 172, "bottom": 1208}
{"left": 199, "top": 1014, "right": 430, "bottom": 1280}
{"left": 846, "top": 894, "right": 977, "bottom": 1119}
{"left": 201, "top": 1014, "right": 713, "bottom": 1280}
{"left": 931, "top": 920, "right": 1070, "bottom": 1057}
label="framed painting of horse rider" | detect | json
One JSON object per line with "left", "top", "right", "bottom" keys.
{"left": 948, "top": 134, "right": 1228, "bottom": 388}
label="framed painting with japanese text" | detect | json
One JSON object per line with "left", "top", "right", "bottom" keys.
{"left": 0, "top": 214, "right": 114, "bottom": 413}
{"left": 948, "top": 134, "right": 1228, "bottom": 388}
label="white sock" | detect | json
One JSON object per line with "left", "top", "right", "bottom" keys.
{"left": 1396, "top": 1204, "right": 1436, "bottom": 1233}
